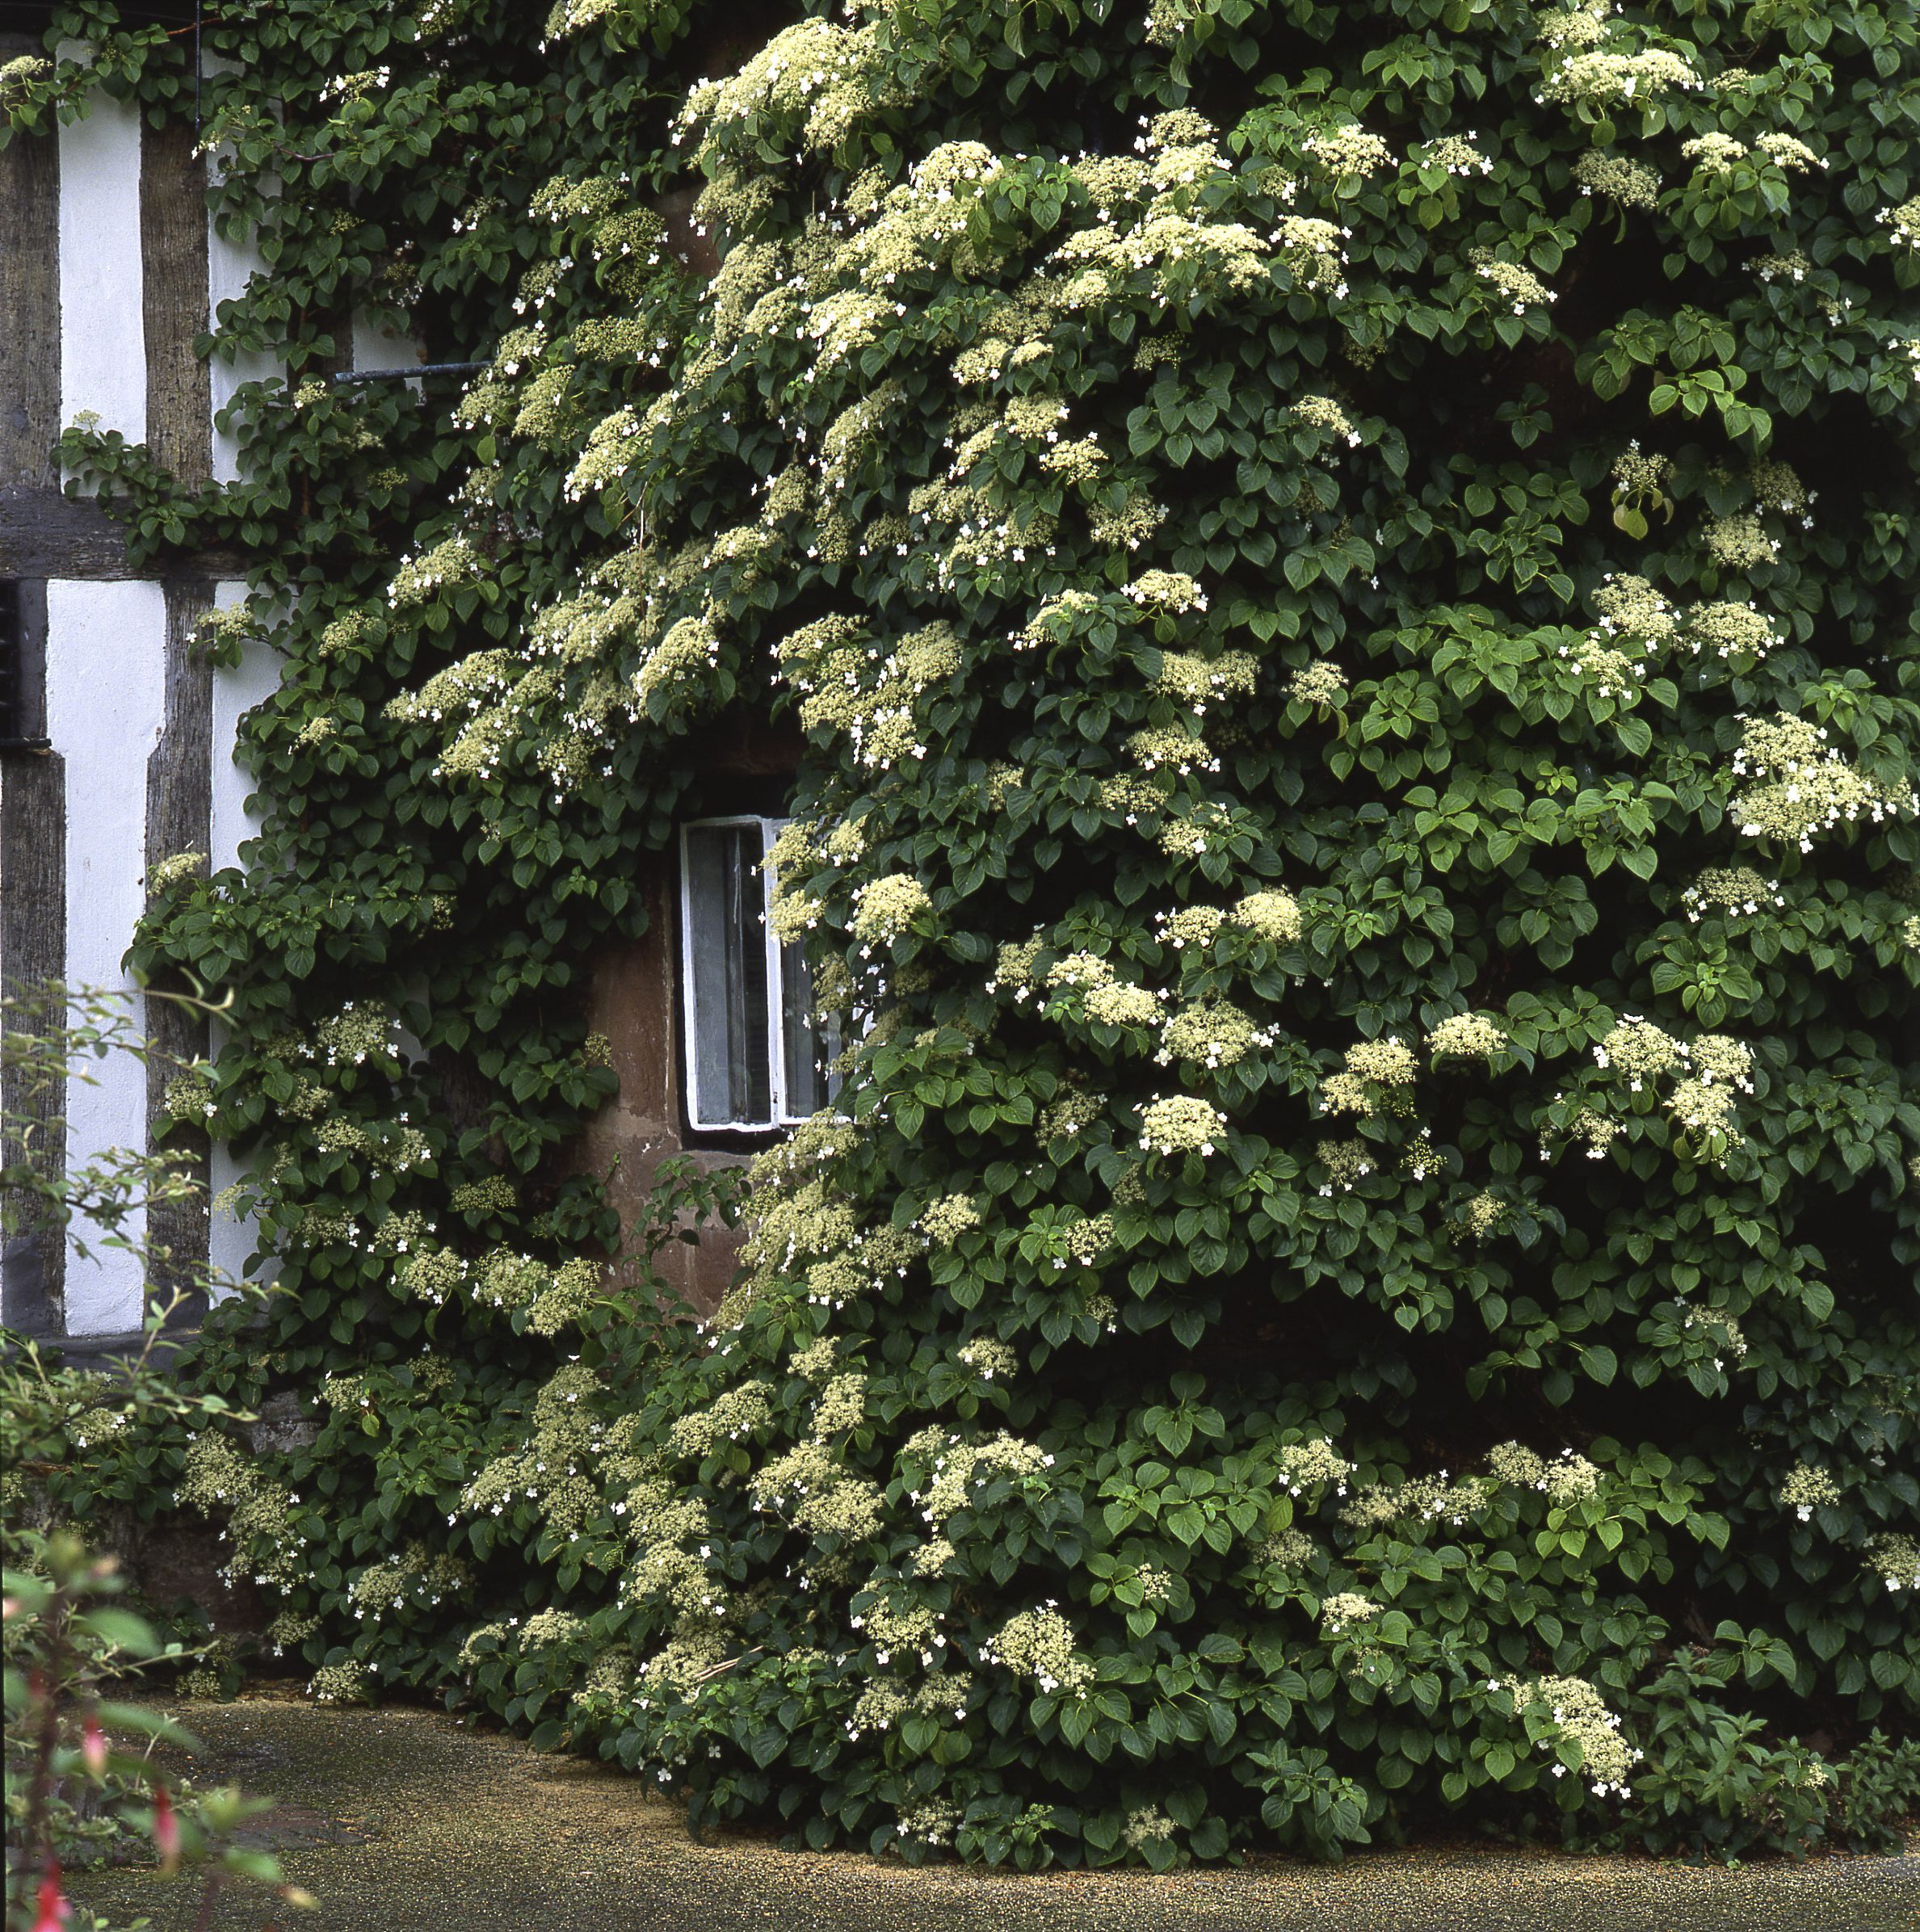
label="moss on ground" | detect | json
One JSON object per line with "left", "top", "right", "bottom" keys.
{"left": 69, "top": 1699, "right": 1920, "bottom": 1931}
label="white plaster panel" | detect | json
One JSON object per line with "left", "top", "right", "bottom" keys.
{"left": 206, "top": 582, "right": 283, "bottom": 1296}
{"left": 351, "top": 311, "right": 426, "bottom": 410}
{"left": 207, "top": 202, "right": 282, "bottom": 483}
{"left": 207, "top": 1130, "right": 269, "bottom": 1297}
{"left": 57, "top": 88, "right": 147, "bottom": 444}
{"left": 208, "top": 582, "right": 279, "bottom": 872}
{"left": 351, "top": 311, "right": 426, "bottom": 376}
{"left": 46, "top": 580, "right": 169, "bottom": 1333}
{"left": 200, "top": 53, "right": 280, "bottom": 482}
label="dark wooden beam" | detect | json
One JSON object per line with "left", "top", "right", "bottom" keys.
{"left": 0, "top": 91, "right": 242, "bottom": 584}
{"left": 141, "top": 111, "right": 212, "bottom": 486}
{"left": 1, "top": 578, "right": 68, "bottom": 1337}
{"left": 142, "top": 578, "right": 215, "bottom": 1318}
{"left": 0, "top": 71, "right": 60, "bottom": 496}
{"left": 0, "top": 486, "right": 252, "bottom": 580}
{"left": 0, "top": 485, "right": 132, "bottom": 578}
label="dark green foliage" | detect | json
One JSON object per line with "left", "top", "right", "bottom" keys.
{"left": 10, "top": 0, "right": 1918, "bottom": 1871}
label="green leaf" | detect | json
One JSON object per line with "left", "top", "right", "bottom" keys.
{"left": 74, "top": 1609, "right": 160, "bottom": 1657}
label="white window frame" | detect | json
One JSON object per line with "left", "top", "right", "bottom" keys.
{"left": 678, "top": 814, "right": 835, "bottom": 1133}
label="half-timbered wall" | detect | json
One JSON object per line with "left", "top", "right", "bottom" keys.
{"left": 1, "top": 51, "right": 767, "bottom": 1342}
{"left": 0, "top": 48, "right": 284, "bottom": 1345}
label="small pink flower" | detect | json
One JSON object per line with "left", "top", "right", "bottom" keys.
{"left": 153, "top": 1785, "right": 180, "bottom": 1873}
{"left": 32, "top": 1870, "right": 69, "bottom": 1932}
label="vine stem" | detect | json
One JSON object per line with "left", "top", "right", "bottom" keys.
{"left": 191, "top": 1868, "right": 224, "bottom": 1932}
{"left": 12, "top": 1591, "right": 70, "bottom": 1924}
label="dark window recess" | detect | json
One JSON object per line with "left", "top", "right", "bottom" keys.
{"left": 0, "top": 2, "right": 195, "bottom": 21}
{"left": 1, "top": 580, "right": 50, "bottom": 753}
{"left": 679, "top": 816, "right": 843, "bottom": 1134}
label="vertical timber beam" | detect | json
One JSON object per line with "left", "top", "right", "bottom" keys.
{"left": 141, "top": 113, "right": 212, "bottom": 487}
{"left": 0, "top": 37, "right": 61, "bottom": 499}
{"left": 143, "top": 580, "right": 213, "bottom": 1319}
{"left": 139, "top": 94, "right": 218, "bottom": 1317}
{"left": 1, "top": 582, "right": 68, "bottom": 1337}
{"left": 1, "top": 40, "right": 68, "bottom": 1334}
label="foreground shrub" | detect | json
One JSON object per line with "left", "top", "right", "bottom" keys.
{"left": 2, "top": 1006, "right": 306, "bottom": 1927}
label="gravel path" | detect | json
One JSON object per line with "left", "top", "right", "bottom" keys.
{"left": 69, "top": 1697, "right": 1920, "bottom": 1932}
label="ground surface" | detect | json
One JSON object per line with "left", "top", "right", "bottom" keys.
{"left": 69, "top": 1696, "right": 1920, "bottom": 1932}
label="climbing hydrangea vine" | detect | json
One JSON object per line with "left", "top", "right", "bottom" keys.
{"left": 11, "top": 0, "right": 1919, "bottom": 1873}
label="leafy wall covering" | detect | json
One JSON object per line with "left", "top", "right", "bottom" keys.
{"left": 10, "top": 0, "right": 1920, "bottom": 1867}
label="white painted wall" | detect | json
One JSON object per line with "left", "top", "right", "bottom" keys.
{"left": 351, "top": 310, "right": 426, "bottom": 380}
{"left": 208, "top": 582, "right": 279, "bottom": 872}
{"left": 40, "top": 78, "right": 286, "bottom": 1330}
{"left": 208, "top": 203, "right": 283, "bottom": 483}
{"left": 57, "top": 86, "right": 146, "bottom": 444}
{"left": 201, "top": 55, "right": 283, "bottom": 481}
{"left": 46, "top": 580, "right": 169, "bottom": 1334}
{"left": 207, "top": 581, "right": 282, "bottom": 1296}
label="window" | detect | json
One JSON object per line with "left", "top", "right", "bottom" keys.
{"left": 0, "top": 579, "right": 44, "bottom": 752}
{"left": 0, "top": 579, "right": 51, "bottom": 754}
{"left": 679, "top": 816, "right": 842, "bottom": 1132}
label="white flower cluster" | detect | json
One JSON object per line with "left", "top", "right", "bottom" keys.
{"left": 896, "top": 1799, "right": 963, "bottom": 1849}
{"left": 1124, "top": 569, "right": 1208, "bottom": 615}
{"left": 675, "top": 16, "right": 894, "bottom": 158}
{"left": 1301, "top": 124, "right": 1395, "bottom": 177}
{"left": 919, "top": 1194, "right": 983, "bottom": 1245}
{"left": 958, "top": 1338, "right": 1018, "bottom": 1382}
{"left": 908, "top": 1430, "right": 1055, "bottom": 1527}
{"left": 1731, "top": 712, "right": 1918, "bottom": 853}
{"left": 1573, "top": 150, "right": 1661, "bottom": 209}
{"left": 1682, "top": 132, "right": 1750, "bottom": 175}
{"left": 1155, "top": 904, "right": 1225, "bottom": 951}
{"left": 1138, "top": 1094, "right": 1228, "bottom": 1157}
{"left": 980, "top": 1605, "right": 1094, "bottom": 1696}
{"left": 1288, "top": 662, "right": 1351, "bottom": 706}
{"left": 1321, "top": 1037, "right": 1418, "bottom": 1117}
{"left": 1876, "top": 193, "right": 1920, "bottom": 250}
{"left": 1494, "top": 1674, "right": 1640, "bottom": 1798}
{"left": 1777, "top": 1463, "right": 1842, "bottom": 1522}
{"left": 1484, "top": 1443, "right": 1601, "bottom": 1503}
{"left": 1592, "top": 1016, "right": 1680, "bottom": 1092}
{"left": 1231, "top": 889, "right": 1303, "bottom": 943}
{"left": 634, "top": 615, "right": 721, "bottom": 711}
{"left": 1156, "top": 1000, "right": 1270, "bottom": 1069}
{"left": 1343, "top": 1472, "right": 1491, "bottom": 1531}
{"left": 1315, "top": 1137, "right": 1376, "bottom": 1193}
{"left": 1272, "top": 214, "right": 1350, "bottom": 296}
{"left": 1538, "top": 45, "right": 1701, "bottom": 109}
{"left": 1154, "top": 651, "right": 1257, "bottom": 711}
{"left": 1418, "top": 134, "right": 1493, "bottom": 178}
{"left": 1276, "top": 1438, "right": 1353, "bottom": 1496}
{"left": 1127, "top": 727, "right": 1217, "bottom": 775}
{"left": 1428, "top": 1012, "right": 1510, "bottom": 1062}
{"left": 1676, "top": 1300, "right": 1748, "bottom": 1372}
{"left": 1866, "top": 1534, "right": 1919, "bottom": 1592}
{"left": 1474, "top": 255, "right": 1557, "bottom": 314}
{"left": 1124, "top": 1805, "right": 1176, "bottom": 1848}
{"left": 388, "top": 535, "right": 484, "bottom": 609}
{"left": 1321, "top": 1591, "right": 1383, "bottom": 1633}
{"left": 668, "top": 1380, "right": 775, "bottom": 1455}
{"left": 850, "top": 873, "right": 932, "bottom": 947}
{"left": 311, "top": 1661, "right": 372, "bottom": 1705}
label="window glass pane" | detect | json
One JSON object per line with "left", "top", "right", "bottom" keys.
{"left": 685, "top": 822, "right": 771, "bottom": 1125}
{"left": 780, "top": 939, "right": 842, "bottom": 1119}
